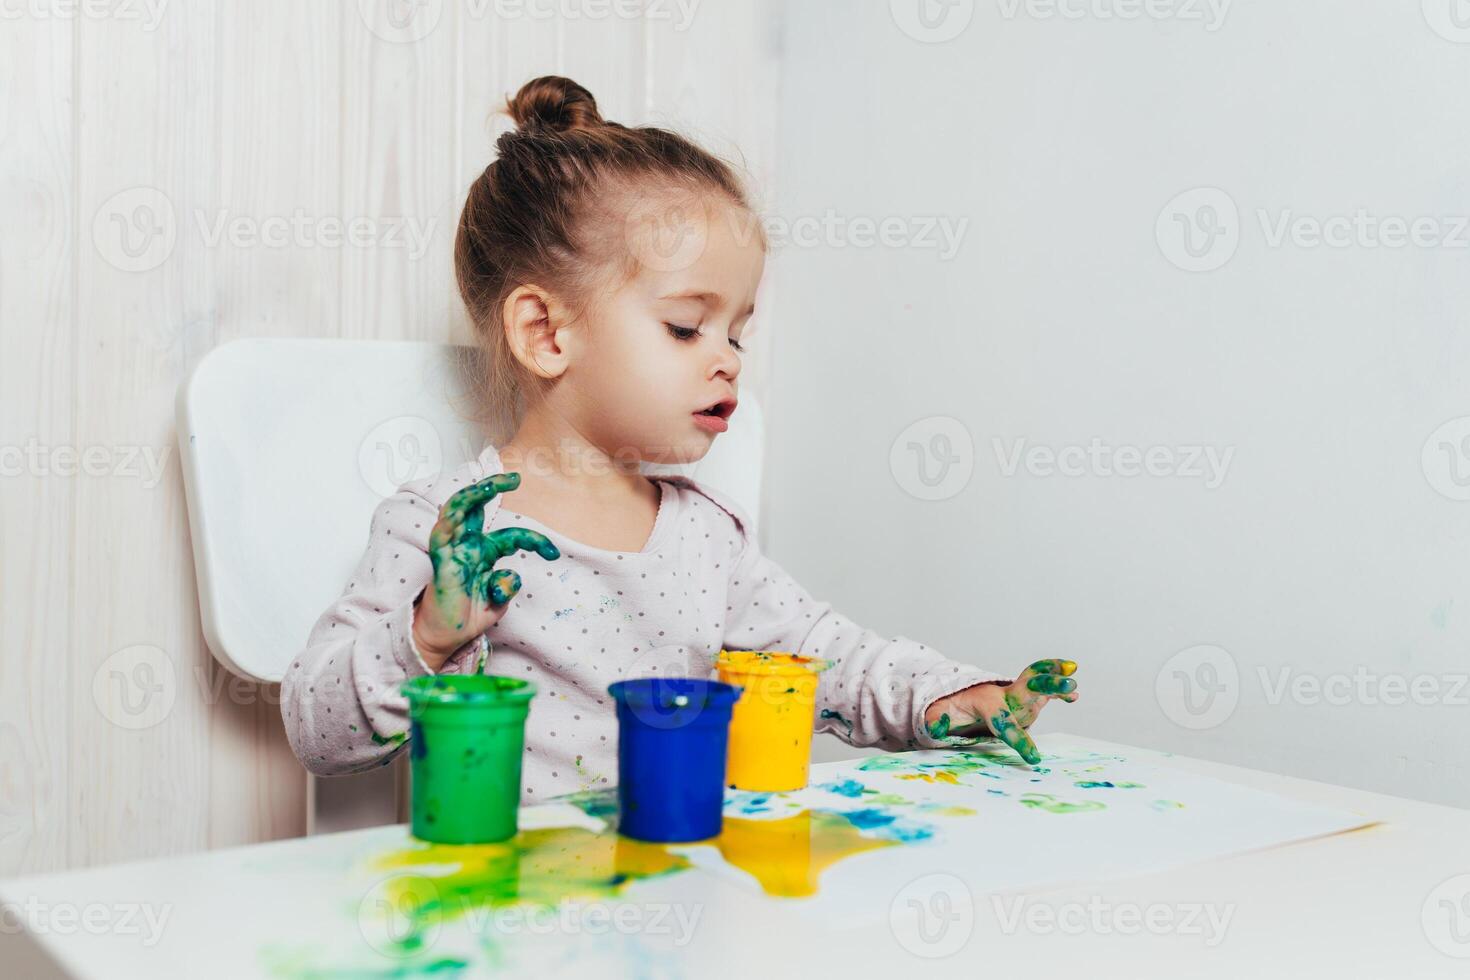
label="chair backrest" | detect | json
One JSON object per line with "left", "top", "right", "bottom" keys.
{"left": 177, "top": 338, "right": 765, "bottom": 683}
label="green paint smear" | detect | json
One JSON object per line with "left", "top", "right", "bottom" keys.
{"left": 261, "top": 950, "right": 470, "bottom": 980}
{"left": 1152, "top": 799, "right": 1186, "bottom": 811}
{"left": 857, "top": 748, "right": 1038, "bottom": 785}
{"left": 819, "top": 708, "right": 854, "bottom": 738}
{"left": 370, "top": 731, "right": 407, "bottom": 747}
{"left": 1075, "top": 780, "right": 1144, "bottom": 789}
{"left": 364, "top": 825, "right": 692, "bottom": 952}
{"left": 925, "top": 712, "right": 951, "bottom": 740}
{"left": 1018, "top": 793, "right": 1106, "bottom": 814}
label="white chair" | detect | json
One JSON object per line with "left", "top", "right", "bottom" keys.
{"left": 176, "top": 338, "right": 765, "bottom": 833}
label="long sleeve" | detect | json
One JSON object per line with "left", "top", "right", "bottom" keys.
{"left": 280, "top": 488, "right": 486, "bottom": 776}
{"left": 721, "top": 522, "right": 1009, "bottom": 752}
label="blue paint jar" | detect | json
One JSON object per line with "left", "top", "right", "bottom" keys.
{"left": 608, "top": 677, "right": 742, "bottom": 843}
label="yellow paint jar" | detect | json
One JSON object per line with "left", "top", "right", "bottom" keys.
{"left": 716, "top": 649, "right": 832, "bottom": 792}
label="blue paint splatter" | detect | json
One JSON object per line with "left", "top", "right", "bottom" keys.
{"left": 840, "top": 808, "right": 934, "bottom": 843}
{"left": 819, "top": 779, "right": 869, "bottom": 798}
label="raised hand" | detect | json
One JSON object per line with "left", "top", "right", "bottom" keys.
{"left": 922, "top": 659, "right": 1079, "bottom": 766}
{"left": 410, "top": 472, "right": 560, "bottom": 670}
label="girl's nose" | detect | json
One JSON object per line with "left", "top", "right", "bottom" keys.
{"left": 711, "top": 340, "right": 742, "bottom": 380}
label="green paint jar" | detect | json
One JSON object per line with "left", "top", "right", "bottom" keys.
{"left": 401, "top": 674, "right": 536, "bottom": 844}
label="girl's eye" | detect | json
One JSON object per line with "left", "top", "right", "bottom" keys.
{"left": 666, "top": 322, "right": 744, "bottom": 354}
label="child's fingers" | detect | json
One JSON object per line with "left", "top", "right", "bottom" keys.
{"left": 487, "top": 568, "right": 521, "bottom": 606}
{"left": 1021, "top": 658, "right": 1077, "bottom": 678}
{"left": 987, "top": 697, "right": 1042, "bottom": 766}
{"left": 1025, "top": 674, "right": 1076, "bottom": 697}
{"left": 485, "top": 526, "right": 561, "bottom": 562}
{"left": 442, "top": 472, "right": 521, "bottom": 526}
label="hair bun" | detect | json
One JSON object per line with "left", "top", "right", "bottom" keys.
{"left": 506, "top": 75, "right": 605, "bottom": 134}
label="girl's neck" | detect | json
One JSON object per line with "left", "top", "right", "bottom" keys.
{"left": 497, "top": 414, "right": 649, "bottom": 503}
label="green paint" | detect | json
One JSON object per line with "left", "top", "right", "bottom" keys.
{"left": 819, "top": 708, "right": 854, "bottom": 738}
{"left": 857, "top": 747, "right": 1038, "bottom": 785}
{"left": 985, "top": 691, "right": 1041, "bottom": 765}
{"left": 1152, "top": 799, "right": 1186, "bottom": 811}
{"left": 367, "top": 826, "right": 692, "bottom": 954}
{"left": 558, "top": 788, "right": 619, "bottom": 822}
{"left": 925, "top": 712, "right": 951, "bottom": 740}
{"left": 1075, "top": 780, "right": 1143, "bottom": 789}
{"left": 370, "top": 731, "right": 407, "bottom": 747}
{"left": 1018, "top": 793, "right": 1106, "bottom": 815}
{"left": 262, "top": 950, "right": 471, "bottom": 979}
{"left": 1025, "top": 673, "right": 1076, "bottom": 697}
{"left": 426, "top": 472, "right": 559, "bottom": 630}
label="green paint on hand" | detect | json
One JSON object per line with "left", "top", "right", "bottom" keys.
{"left": 925, "top": 712, "right": 951, "bottom": 740}
{"left": 426, "top": 472, "right": 560, "bottom": 625}
{"left": 370, "top": 731, "right": 408, "bottom": 747}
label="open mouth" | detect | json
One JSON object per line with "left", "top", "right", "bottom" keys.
{"left": 695, "top": 399, "right": 737, "bottom": 420}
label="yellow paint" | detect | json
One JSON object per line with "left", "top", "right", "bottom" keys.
{"left": 370, "top": 825, "right": 692, "bottom": 937}
{"left": 717, "top": 650, "right": 831, "bottom": 792}
{"left": 366, "top": 805, "right": 907, "bottom": 941}
{"left": 716, "top": 809, "right": 896, "bottom": 898}
{"left": 898, "top": 771, "right": 961, "bottom": 785}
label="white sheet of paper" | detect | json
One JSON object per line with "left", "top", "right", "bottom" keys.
{"left": 664, "top": 735, "right": 1379, "bottom": 927}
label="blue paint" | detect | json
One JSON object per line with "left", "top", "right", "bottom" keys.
{"left": 819, "top": 779, "right": 869, "bottom": 798}
{"left": 839, "top": 809, "right": 934, "bottom": 843}
{"left": 410, "top": 720, "right": 426, "bottom": 760}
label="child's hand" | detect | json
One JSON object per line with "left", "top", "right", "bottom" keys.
{"left": 921, "top": 659, "right": 1079, "bottom": 765}
{"left": 410, "top": 472, "right": 560, "bottom": 671}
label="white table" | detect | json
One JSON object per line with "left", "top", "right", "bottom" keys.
{"left": 3, "top": 734, "right": 1467, "bottom": 979}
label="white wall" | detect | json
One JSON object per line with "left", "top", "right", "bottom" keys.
{"left": 776, "top": 1, "right": 1470, "bottom": 807}
{"left": 0, "top": 0, "right": 780, "bottom": 876}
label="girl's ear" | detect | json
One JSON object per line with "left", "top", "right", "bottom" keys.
{"left": 502, "top": 284, "right": 571, "bottom": 380}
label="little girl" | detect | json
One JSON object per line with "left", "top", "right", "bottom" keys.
{"left": 282, "top": 75, "right": 1079, "bottom": 801}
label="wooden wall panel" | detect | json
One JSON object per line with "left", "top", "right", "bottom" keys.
{"left": 0, "top": 0, "right": 781, "bottom": 875}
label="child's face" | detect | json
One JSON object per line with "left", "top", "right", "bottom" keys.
{"left": 568, "top": 198, "right": 765, "bottom": 465}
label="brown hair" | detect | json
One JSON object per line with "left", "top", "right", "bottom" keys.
{"left": 454, "top": 75, "right": 762, "bottom": 439}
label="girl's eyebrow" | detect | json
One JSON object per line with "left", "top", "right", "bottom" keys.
{"left": 658, "top": 289, "right": 756, "bottom": 317}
